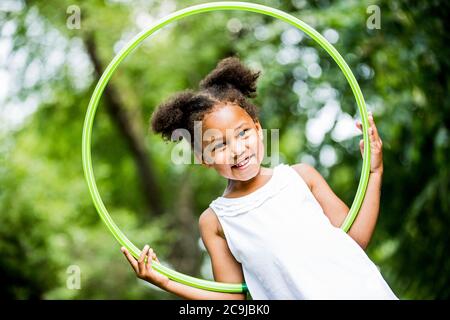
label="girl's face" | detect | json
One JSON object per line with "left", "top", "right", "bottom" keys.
{"left": 197, "top": 103, "right": 264, "bottom": 181}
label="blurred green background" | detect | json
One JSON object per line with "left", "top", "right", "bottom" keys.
{"left": 0, "top": 0, "right": 448, "bottom": 299}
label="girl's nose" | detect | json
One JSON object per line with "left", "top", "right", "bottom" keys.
{"left": 231, "top": 139, "right": 246, "bottom": 160}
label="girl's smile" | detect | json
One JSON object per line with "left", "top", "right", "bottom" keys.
{"left": 232, "top": 154, "right": 254, "bottom": 170}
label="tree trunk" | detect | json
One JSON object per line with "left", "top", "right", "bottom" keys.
{"left": 84, "top": 34, "right": 163, "bottom": 217}
{"left": 167, "top": 170, "right": 202, "bottom": 276}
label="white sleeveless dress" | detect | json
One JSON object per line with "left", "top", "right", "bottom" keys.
{"left": 209, "top": 163, "right": 398, "bottom": 300}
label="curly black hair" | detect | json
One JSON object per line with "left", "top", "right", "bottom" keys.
{"left": 150, "top": 56, "right": 262, "bottom": 149}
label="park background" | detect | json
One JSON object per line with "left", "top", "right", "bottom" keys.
{"left": 0, "top": 0, "right": 449, "bottom": 299}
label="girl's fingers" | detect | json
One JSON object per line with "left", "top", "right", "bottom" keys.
{"left": 359, "top": 139, "right": 364, "bottom": 157}
{"left": 150, "top": 249, "right": 158, "bottom": 261}
{"left": 357, "top": 120, "right": 375, "bottom": 146}
{"left": 149, "top": 249, "right": 160, "bottom": 264}
{"left": 368, "top": 112, "right": 381, "bottom": 141}
{"left": 369, "top": 127, "right": 375, "bottom": 142}
{"left": 147, "top": 248, "right": 154, "bottom": 270}
{"left": 357, "top": 113, "right": 382, "bottom": 144}
{"left": 121, "top": 247, "right": 138, "bottom": 273}
{"left": 138, "top": 245, "right": 149, "bottom": 274}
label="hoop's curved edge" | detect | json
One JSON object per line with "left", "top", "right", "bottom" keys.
{"left": 82, "top": 1, "right": 371, "bottom": 293}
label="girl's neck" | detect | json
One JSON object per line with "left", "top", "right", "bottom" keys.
{"left": 223, "top": 166, "right": 273, "bottom": 198}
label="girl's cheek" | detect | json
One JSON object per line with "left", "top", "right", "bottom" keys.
{"left": 216, "top": 151, "right": 229, "bottom": 166}
{"left": 248, "top": 134, "right": 263, "bottom": 160}
{"left": 258, "top": 138, "right": 265, "bottom": 163}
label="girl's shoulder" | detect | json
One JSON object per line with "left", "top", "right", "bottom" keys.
{"left": 290, "top": 162, "right": 316, "bottom": 191}
{"left": 199, "top": 207, "right": 225, "bottom": 239}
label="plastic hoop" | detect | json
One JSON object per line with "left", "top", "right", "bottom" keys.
{"left": 82, "top": 1, "right": 371, "bottom": 293}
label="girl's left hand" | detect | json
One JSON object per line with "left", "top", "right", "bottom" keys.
{"left": 356, "top": 111, "right": 383, "bottom": 175}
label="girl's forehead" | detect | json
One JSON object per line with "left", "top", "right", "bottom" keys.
{"left": 202, "top": 104, "right": 251, "bottom": 131}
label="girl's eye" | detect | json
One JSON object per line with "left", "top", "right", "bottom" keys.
{"left": 212, "top": 130, "right": 249, "bottom": 151}
{"left": 213, "top": 142, "right": 225, "bottom": 151}
{"left": 238, "top": 129, "right": 249, "bottom": 137}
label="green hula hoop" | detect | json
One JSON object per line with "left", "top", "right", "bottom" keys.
{"left": 82, "top": 1, "right": 371, "bottom": 294}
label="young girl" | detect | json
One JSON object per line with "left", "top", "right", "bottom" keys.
{"left": 121, "top": 56, "right": 398, "bottom": 300}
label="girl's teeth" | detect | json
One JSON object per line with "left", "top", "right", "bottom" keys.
{"left": 236, "top": 157, "right": 249, "bottom": 167}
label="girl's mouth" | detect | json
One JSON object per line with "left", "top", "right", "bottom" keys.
{"left": 232, "top": 154, "right": 254, "bottom": 170}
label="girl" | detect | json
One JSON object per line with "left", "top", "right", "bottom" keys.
{"left": 121, "top": 56, "right": 398, "bottom": 300}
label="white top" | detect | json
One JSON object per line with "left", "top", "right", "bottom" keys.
{"left": 209, "top": 163, "right": 398, "bottom": 300}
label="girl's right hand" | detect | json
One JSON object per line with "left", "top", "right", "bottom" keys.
{"left": 121, "top": 245, "right": 169, "bottom": 289}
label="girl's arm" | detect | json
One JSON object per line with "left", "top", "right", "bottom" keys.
{"left": 121, "top": 208, "right": 246, "bottom": 300}
{"left": 293, "top": 112, "right": 384, "bottom": 250}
